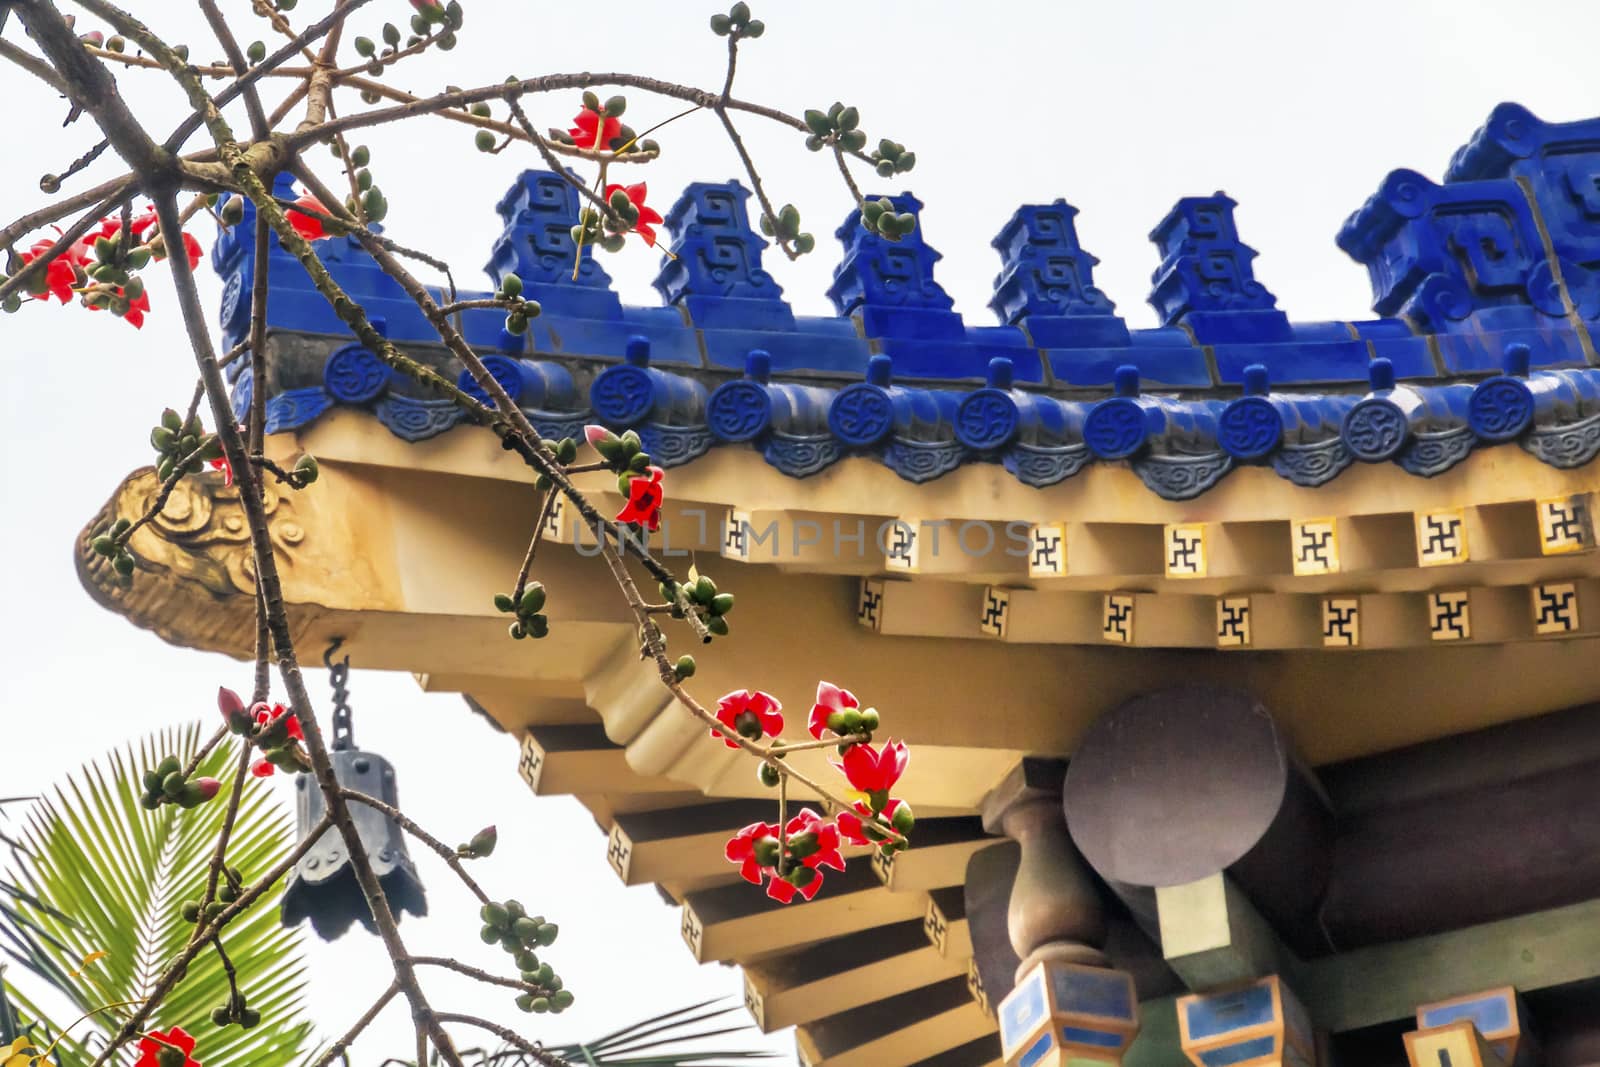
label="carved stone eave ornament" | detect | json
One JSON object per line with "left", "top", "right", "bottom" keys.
{"left": 77, "top": 467, "right": 315, "bottom": 659}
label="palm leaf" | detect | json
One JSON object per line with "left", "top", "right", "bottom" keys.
{"left": 1, "top": 723, "right": 313, "bottom": 1066}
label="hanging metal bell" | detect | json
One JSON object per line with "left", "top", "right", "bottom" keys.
{"left": 280, "top": 747, "right": 428, "bottom": 940}
{"left": 280, "top": 640, "right": 426, "bottom": 940}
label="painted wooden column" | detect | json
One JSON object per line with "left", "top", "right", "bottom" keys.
{"left": 985, "top": 758, "right": 1140, "bottom": 1066}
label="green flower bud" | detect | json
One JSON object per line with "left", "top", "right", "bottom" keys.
{"left": 786, "top": 865, "right": 818, "bottom": 887}
{"left": 745, "top": 19, "right": 764, "bottom": 36}
{"left": 220, "top": 197, "right": 244, "bottom": 226}
{"left": 494, "top": 593, "right": 515, "bottom": 613}
{"left": 551, "top": 989, "right": 574, "bottom": 1010}
{"left": 351, "top": 145, "right": 370, "bottom": 166}
{"left": 499, "top": 272, "right": 523, "bottom": 298}
{"left": 534, "top": 922, "right": 559, "bottom": 946}
{"left": 92, "top": 535, "right": 117, "bottom": 557}
{"left": 604, "top": 95, "right": 627, "bottom": 117}
{"left": 515, "top": 993, "right": 535, "bottom": 1012}
{"left": 556, "top": 438, "right": 578, "bottom": 463}
{"left": 247, "top": 40, "right": 266, "bottom": 63}
{"left": 182, "top": 901, "right": 201, "bottom": 922}
{"left": 512, "top": 916, "right": 540, "bottom": 943}
{"left": 710, "top": 593, "right": 735, "bottom": 615}
{"left": 468, "top": 825, "right": 498, "bottom": 857}
{"left": 532, "top": 997, "right": 551, "bottom": 1013}
{"left": 505, "top": 310, "right": 528, "bottom": 334}
{"left": 238, "top": 1008, "right": 260, "bottom": 1029}
{"left": 382, "top": 22, "right": 401, "bottom": 45}
{"left": 479, "top": 924, "right": 500, "bottom": 944}
{"left": 158, "top": 1046, "right": 187, "bottom": 1067}
{"left": 840, "top": 709, "right": 862, "bottom": 733}
{"left": 293, "top": 454, "right": 319, "bottom": 483}
{"left": 211, "top": 1006, "right": 231, "bottom": 1027}
{"left": 582, "top": 90, "right": 601, "bottom": 112}
{"left": 709, "top": 12, "right": 732, "bottom": 33}
{"left": 758, "top": 762, "right": 780, "bottom": 787}
{"left": 481, "top": 902, "right": 509, "bottom": 927}
{"left": 525, "top": 615, "right": 549, "bottom": 639}
{"left": 804, "top": 109, "right": 832, "bottom": 136}
{"left": 674, "top": 655, "right": 696, "bottom": 680}
{"left": 509, "top": 621, "right": 526, "bottom": 640}
{"left": 729, "top": 2, "right": 751, "bottom": 24}
{"left": 519, "top": 583, "right": 547, "bottom": 616}
{"left": 515, "top": 949, "right": 539, "bottom": 971}
{"left": 693, "top": 575, "right": 716, "bottom": 602}
{"left": 707, "top": 615, "right": 730, "bottom": 637}
{"left": 891, "top": 801, "right": 915, "bottom": 834}
{"left": 753, "top": 835, "right": 781, "bottom": 867}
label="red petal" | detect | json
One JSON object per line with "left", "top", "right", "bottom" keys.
{"left": 765, "top": 877, "right": 796, "bottom": 904}
{"left": 251, "top": 759, "right": 275, "bottom": 778}
{"left": 739, "top": 855, "right": 763, "bottom": 884}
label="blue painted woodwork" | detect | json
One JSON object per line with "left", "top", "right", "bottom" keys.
{"left": 213, "top": 103, "right": 1600, "bottom": 499}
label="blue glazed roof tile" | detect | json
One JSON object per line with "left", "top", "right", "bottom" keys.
{"left": 220, "top": 104, "right": 1600, "bottom": 499}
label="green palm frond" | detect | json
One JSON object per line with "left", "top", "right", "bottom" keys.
{"left": 1, "top": 723, "right": 312, "bottom": 1066}
{"left": 465, "top": 998, "right": 779, "bottom": 1067}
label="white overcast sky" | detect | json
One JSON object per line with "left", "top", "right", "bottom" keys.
{"left": 1, "top": 1, "right": 1595, "bottom": 1063}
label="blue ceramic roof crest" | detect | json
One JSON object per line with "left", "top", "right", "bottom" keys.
{"left": 214, "top": 105, "right": 1600, "bottom": 499}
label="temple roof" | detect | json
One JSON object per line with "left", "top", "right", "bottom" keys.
{"left": 217, "top": 102, "right": 1600, "bottom": 502}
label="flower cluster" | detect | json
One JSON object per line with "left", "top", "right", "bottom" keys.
{"left": 138, "top": 755, "right": 222, "bottom": 812}
{"left": 660, "top": 566, "right": 736, "bottom": 639}
{"left": 149, "top": 408, "right": 223, "bottom": 483}
{"left": 585, "top": 425, "right": 667, "bottom": 533}
{"left": 476, "top": 899, "right": 573, "bottom": 1014}
{"left": 720, "top": 682, "right": 913, "bottom": 904}
{"left": 725, "top": 808, "right": 844, "bottom": 903}
{"left": 493, "top": 581, "right": 550, "bottom": 640}
{"left": 3, "top": 208, "right": 201, "bottom": 326}
{"left": 218, "top": 687, "right": 309, "bottom": 778}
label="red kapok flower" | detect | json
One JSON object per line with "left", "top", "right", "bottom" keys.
{"left": 569, "top": 107, "right": 621, "bottom": 151}
{"left": 20, "top": 234, "right": 84, "bottom": 304}
{"left": 285, "top": 195, "right": 330, "bottom": 242}
{"left": 615, "top": 466, "right": 664, "bottom": 532}
{"left": 209, "top": 455, "right": 233, "bottom": 486}
{"left": 248, "top": 701, "right": 304, "bottom": 777}
{"left": 837, "top": 798, "right": 909, "bottom": 846}
{"left": 602, "top": 182, "right": 664, "bottom": 247}
{"left": 135, "top": 1026, "right": 201, "bottom": 1067}
{"left": 713, "top": 689, "right": 783, "bottom": 748}
{"left": 724, "top": 820, "right": 780, "bottom": 885}
{"left": 808, "top": 681, "right": 860, "bottom": 739}
{"left": 252, "top": 701, "right": 304, "bottom": 741}
{"left": 835, "top": 740, "right": 909, "bottom": 794}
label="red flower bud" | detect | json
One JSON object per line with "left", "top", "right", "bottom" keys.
{"left": 193, "top": 777, "right": 222, "bottom": 801}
